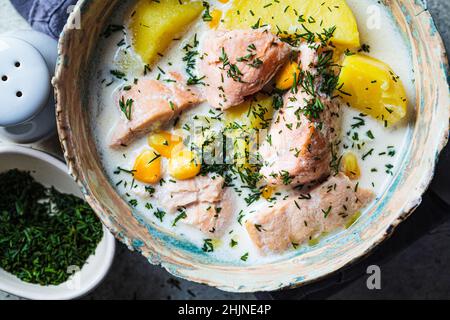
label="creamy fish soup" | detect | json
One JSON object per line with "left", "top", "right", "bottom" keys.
{"left": 89, "top": 0, "right": 414, "bottom": 264}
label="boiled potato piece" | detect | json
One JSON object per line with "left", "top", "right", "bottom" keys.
{"left": 341, "top": 152, "right": 361, "bottom": 180}
{"left": 338, "top": 54, "right": 408, "bottom": 126}
{"left": 226, "top": 93, "right": 275, "bottom": 130}
{"left": 130, "top": 0, "right": 203, "bottom": 65}
{"left": 226, "top": 94, "right": 275, "bottom": 167}
{"left": 223, "top": 0, "right": 360, "bottom": 47}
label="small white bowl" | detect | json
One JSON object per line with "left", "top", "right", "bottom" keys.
{"left": 0, "top": 145, "right": 115, "bottom": 300}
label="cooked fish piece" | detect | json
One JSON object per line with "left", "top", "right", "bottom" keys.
{"left": 110, "top": 75, "right": 201, "bottom": 148}
{"left": 158, "top": 174, "right": 225, "bottom": 213}
{"left": 156, "top": 174, "right": 234, "bottom": 235}
{"left": 245, "top": 173, "right": 375, "bottom": 252}
{"left": 199, "top": 29, "right": 291, "bottom": 110}
{"left": 259, "top": 41, "right": 341, "bottom": 186}
{"left": 183, "top": 189, "right": 234, "bottom": 235}
{"left": 259, "top": 89, "right": 341, "bottom": 186}
{"left": 298, "top": 42, "right": 320, "bottom": 74}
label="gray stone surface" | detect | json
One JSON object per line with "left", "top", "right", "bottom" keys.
{"left": 428, "top": 0, "right": 450, "bottom": 52}
{"left": 82, "top": 242, "right": 254, "bottom": 300}
{"left": 0, "top": 0, "right": 449, "bottom": 300}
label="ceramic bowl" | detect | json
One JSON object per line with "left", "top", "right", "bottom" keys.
{"left": 0, "top": 145, "right": 116, "bottom": 300}
{"left": 53, "top": 0, "right": 449, "bottom": 292}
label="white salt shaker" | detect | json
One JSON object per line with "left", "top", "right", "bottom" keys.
{"left": 0, "top": 30, "right": 57, "bottom": 143}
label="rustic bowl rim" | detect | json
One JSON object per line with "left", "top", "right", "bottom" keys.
{"left": 54, "top": 0, "right": 450, "bottom": 292}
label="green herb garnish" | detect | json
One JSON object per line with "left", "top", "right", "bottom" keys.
{"left": 202, "top": 239, "right": 214, "bottom": 252}
{"left": 201, "top": 1, "right": 213, "bottom": 21}
{"left": 240, "top": 253, "right": 249, "bottom": 261}
{"left": 119, "top": 96, "right": 133, "bottom": 120}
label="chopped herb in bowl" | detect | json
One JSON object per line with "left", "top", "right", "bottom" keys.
{"left": 0, "top": 169, "right": 104, "bottom": 286}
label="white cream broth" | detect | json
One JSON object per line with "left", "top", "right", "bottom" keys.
{"left": 89, "top": 0, "right": 415, "bottom": 264}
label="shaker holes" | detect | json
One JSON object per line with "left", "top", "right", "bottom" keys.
{"left": 1, "top": 75, "right": 7, "bottom": 81}
{"left": 16, "top": 91, "right": 23, "bottom": 97}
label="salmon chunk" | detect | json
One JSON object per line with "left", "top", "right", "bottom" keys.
{"left": 156, "top": 174, "right": 234, "bottom": 235}
{"left": 183, "top": 190, "right": 234, "bottom": 236}
{"left": 110, "top": 75, "right": 201, "bottom": 148}
{"left": 298, "top": 42, "right": 320, "bottom": 73}
{"left": 259, "top": 89, "right": 341, "bottom": 186}
{"left": 245, "top": 173, "right": 375, "bottom": 253}
{"left": 199, "top": 29, "right": 291, "bottom": 110}
{"left": 258, "top": 41, "right": 341, "bottom": 186}
{"left": 157, "top": 174, "right": 225, "bottom": 213}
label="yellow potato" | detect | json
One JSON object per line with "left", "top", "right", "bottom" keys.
{"left": 223, "top": 0, "right": 360, "bottom": 48}
{"left": 168, "top": 149, "right": 201, "bottom": 180}
{"left": 226, "top": 94, "right": 276, "bottom": 167}
{"left": 130, "top": 0, "right": 203, "bottom": 65}
{"left": 147, "top": 131, "right": 183, "bottom": 158}
{"left": 226, "top": 93, "right": 275, "bottom": 130}
{"left": 338, "top": 54, "right": 408, "bottom": 126}
{"left": 133, "top": 150, "right": 162, "bottom": 184}
{"left": 341, "top": 152, "right": 361, "bottom": 180}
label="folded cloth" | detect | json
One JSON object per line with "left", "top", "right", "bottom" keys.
{"left": 10, "top": 0, "right": 78, "bottom": 39}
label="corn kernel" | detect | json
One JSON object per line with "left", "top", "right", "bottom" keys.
{"left": 133, "top": 150, "right": 162, "bottom": 184}
{"left": 209, "top": 9, "right": 222, "bottom": 29}
{"left": 275, "top": 61, "right": 300, "bottom": 90}
{"left": 148, "top": 131, "right": 183, "bottom": 158}
{"left": 168, "top": 149, "right": 201, "bottom": 180}
{"left": 341, "top": 152, "right": 361, "bottom": 180}
{"left": 262, "top": 186, "right": 274, "bottom": 200}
